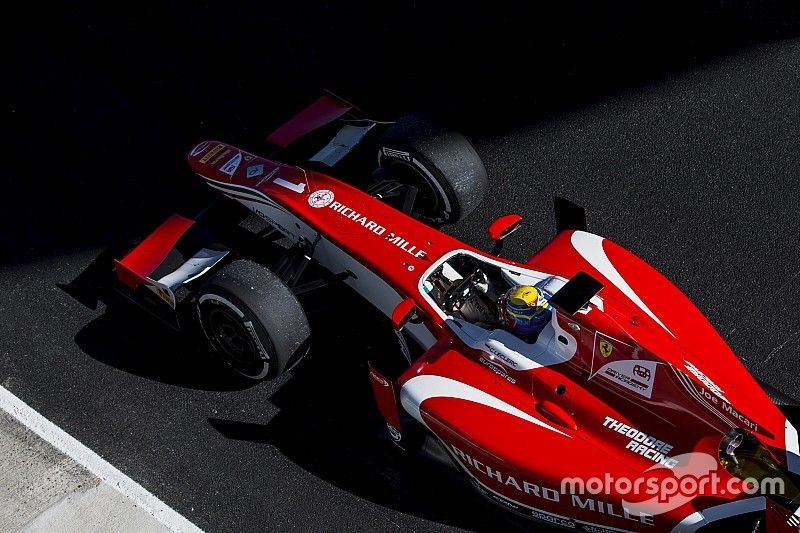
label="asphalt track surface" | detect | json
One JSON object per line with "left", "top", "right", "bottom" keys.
{"left": 5, "top": 3, "right": 800, "bottom": 532}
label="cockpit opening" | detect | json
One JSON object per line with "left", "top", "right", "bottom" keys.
{"left": 421, "top": 252, "right": 563, "bottom": 343}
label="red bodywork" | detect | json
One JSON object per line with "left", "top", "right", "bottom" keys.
{"left": 181, "top": 140, "right": 799, "bottom": 532}
{"left": 114, "top": 214, "right": 195, "bottom": 289}
{"left": 266, "top": 94, "right": 353, "bottom": 147}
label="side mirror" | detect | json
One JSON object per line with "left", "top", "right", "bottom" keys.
{"left": 392, "top": 298, "right": 422, "bottom": 330}
{"left": 488, "top": 214, "right": 523, "bottom": 255}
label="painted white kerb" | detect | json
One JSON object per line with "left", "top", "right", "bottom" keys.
{"left": 0, "top": 385, "right": 203, "bottom": 533}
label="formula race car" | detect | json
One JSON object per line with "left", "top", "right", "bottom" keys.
{"left": 97, "top": 95, "right": 799, "bottom": 531}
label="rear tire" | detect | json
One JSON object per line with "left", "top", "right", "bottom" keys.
{"left": 197, "top": 259, "right": 310, "bottom": 380}
{"left": 377, "top": 114, "right": 488, "bottom": 225}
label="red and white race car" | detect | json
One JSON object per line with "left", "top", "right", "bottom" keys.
{"left": 109, "top": 95, "right": 799, "bottom": 532}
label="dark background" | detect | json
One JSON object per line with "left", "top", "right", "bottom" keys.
{"left": 4, "top": 2, "right": 800, "bottom": 531}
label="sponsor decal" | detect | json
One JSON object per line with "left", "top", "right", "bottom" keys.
{"left": 241, "top": 163, "right": 305, "bottom": 193}
{"left": 382, "top": 147, "right": 412, "bottom": 162}
{"left": 592, "top": 333, "right": 638, "bottom": 374}
{"left": 453, "top": 444, "right": 654, "bottom": 527}
{"left": 147, "top": 284, "right": 175, "bottom": 308}
{"left": 199, "top": 143, "right": 225, "bottom": 164}
{"left": 328, "top": 201, "right": 385, "bottom": 234}
{"left": 190, "top": 141, "right": 211, "bottom": 157}
{"left": 210, "top": 148, "right": 231, "bottom": 166}
{"left": 369, "top": 369, "right": 390, "bottom": 387}
{"left": 472, "top": 480, "right": 524, "bottom": 512}
{"left": 602, "top": 416, "right": 677, "bottom": 468}
{"left": 255, "top": 167, "right": 279, "bottom": 187}
{"left": 246, "top": 163, "right": 264, "bottom": 179}
{"left": 479, "top": 357, "right": 517, "bottom": 384}
{"left": 719, "top": 400, "right": 760, "bottom": 433}
{"left": 243, "top": 321, "right": 270, "bottom": 362}
{"left": 246, "top": 205, "right": 295, "bottom": 240}
{"left": 633, "top": 364, "right": 651, "bottom": 381}
{"left": 243, "top": 154, "right": 254, "bottom": 161}
{"left": 599, "top": 340, "right": 613, "bottom": 358}
{"left": 570, "top": 495, "right": 655, "bottom": 527}
{"left": 683, "top": 360, "right": 728, "bottom": 402}
{"left": 529, "top": 509, "right": 576, "bottom": 529}
{"left": 583, "top": 526, "right": 621, "bottom": 533}
{"left": 155, "top": 286, "right": 171, "bottom": 305}
{"left": 308, "top": 189, "right": 335, "bottom": 208}
{"left": 453, "top": 445, "right": 561, "bottom": 502}
{"left": 387, "top": 424, "right": 402, "bottom": 442}
{"left": 485, "top": 344, "right": 518, "bottom": 369}
{"left": 385, "top": 232, "right": 427, "bottom": 259}
{"left": 597, "top": 359, "right": 658, "bottom": 399}
{"left": 220, "top": 152, "right": 243, "bottom": 176}
{"left": 682, "top": 374, "right": 762, "bottom": 434}
{"left": 326, "top": 200, "right": 428, "bottom": 259}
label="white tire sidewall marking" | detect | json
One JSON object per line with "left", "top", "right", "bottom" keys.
{"left": 197, "top": 293, "right": 271, "bottom": 379}
{"left": 198, "top": 293, "right": 245, "bottom": 317}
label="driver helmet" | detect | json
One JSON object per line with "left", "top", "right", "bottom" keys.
{"left": 500, "top": 285, "right": 552, "bottom": 338}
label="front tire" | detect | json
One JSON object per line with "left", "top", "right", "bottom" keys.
{"left": 197, "top": 259, "right": 310, "bottom": 380}
{"left": 377, "top": 114, "right": 488, "bottom": 225}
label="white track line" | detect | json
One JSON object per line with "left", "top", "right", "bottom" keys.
{"left": 0, "top": 385, "right": 203, "bottom": 533}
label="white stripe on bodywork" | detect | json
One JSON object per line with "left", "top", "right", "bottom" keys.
{"left": 203, "top": 179, "right": 284, "bottom": 209}
{"left": 674, "top": 370, "right": 735, "bottom": 429}
{"left": 400, "top": 374, "right": 569, "bottom": 437}
{"left": 671, "top": 497, "right": 765, "bottom": 532}
{"left": 787, "top": 420, "right": 800, "bottom": 475}
{"left": 571, "top": 231, "right": 675, "bottom": 338}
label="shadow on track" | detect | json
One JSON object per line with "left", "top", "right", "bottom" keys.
{"left": 204, "top": 312, "right": 533, "bottom": 533}
{"left": 70, "top": 276, "right": 526, "bottom": 530}
{"left": 73, "top": 308, "right": 255, "bottom": 392}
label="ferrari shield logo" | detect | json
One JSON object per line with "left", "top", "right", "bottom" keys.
{"left": 599, "top": 340, "right": 614, "bottom": 358}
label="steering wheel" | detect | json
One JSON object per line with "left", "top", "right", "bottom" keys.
{"left": 443, "top": 270, "right": 486, "bottom": 314}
